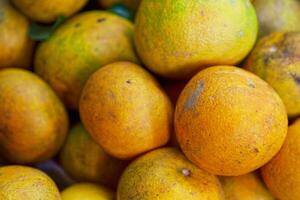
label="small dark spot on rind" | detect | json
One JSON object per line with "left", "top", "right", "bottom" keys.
{"left": 263, "top": 56, "right": 270, "bottom": 65}
{"left": 126, "top": 79, "right": 133, "bottom": 84}
{"left": 74, "top": 23, "right": 81, "bottom": 28}
{"left": 248, "top": 83, "right": 255, "bottom": 88}
{"left": 253, "top": 148, "right": 259, "bottom": 154}
{"left": 184, "top": 80, "right": 205, "bottom": 111}
{"left": 291, "top": 73, "right": 300, "bottom": 85}
{"left": 97, "top": 18, "right": 106, "bottom": 23}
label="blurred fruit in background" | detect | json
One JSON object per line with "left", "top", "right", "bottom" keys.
{"left": 0, "top": 0, "right": 34, "bottom": 69}
{"left": 11, "top": 0, "right": 88, "bottom": 23}
{"left": 244, "top": 32, "right": 300, "bottom": 118}
{"left": 117, "top": 148, "right": 225, "bottom": 200}
{"left": 61, "top": 183, "right": 114, "bottom": 200}
{"left": 253, "top": 0, "right": 300, "bottom": 37}
{"left": 35, "top": 11, "right": 139, "bottom": 109}
{"left": 0, "top": 165, "right": 61, "bottom": 200}
{"left": 0, "top": 69, "right": 69, "bottom": 164}
{"left": 60, "top": 123, "right": 127, "bottom": 188}
{"left": 261, "top": 118, "right": 300, "bottom": 200}
{"left": 220, "top": 172, "right": 274, "bottom": 200}
{"left": 134, "top": 0, "right": 258, "bottom": 79}
{"left": 80, "top": 62, "right": 173, "bottom": 159}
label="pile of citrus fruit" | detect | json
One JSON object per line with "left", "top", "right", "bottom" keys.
{"left": 1, "top": 0, "right": 300, "bottom": 199}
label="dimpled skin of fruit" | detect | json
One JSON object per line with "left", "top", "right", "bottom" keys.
{"left": 0, "top": 0, "right": 34, "bottom": 69}
{"left": 117, "top": 148, "right": 225, "bottom": 200}
{"left": 60, "top": 123, "right": 127, "bottom": 188}
{"left": 261, "top": 118, "right": 300, "bottom": 200}
{"left": 244, "top": 32, "right": 300, "bottom": 118}
{"left": 35, "top": 11, "right": 139, "bottom": 109}
{"left": 134, "top": 0, "right": 258, "bottom": 79}
{"left": 11, "top": 0, "right": 88, "bottom": 23}
{"left": 0, "top": 69, "right": 69, "bottom": 164}
{"left": 220, "top": 172, "right": 274, "bottom": 200}
{"left": 79, "top": 62, "right": 173, "bottom": 160}
{"left": 175, "top": 66, "right": 288, "bottom": 176}
{"left": 98, "top": 0, "right": 141, "bottom": 12}
{"left": 0, "top": 165, "right": 60, "bottom": 200}
{"left": 253, "top": 0, "right": 300, "bottom": 37}
{"left": 61, "top": 183, "right": 114, "bottom": 200}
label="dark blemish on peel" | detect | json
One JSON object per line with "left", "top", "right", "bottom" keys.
{"left": 97, "top": 18, "right": 106, "bottom": 23}
{"left": 184, "top": 80, "right": 205, "bottom": 112}
{"left": 200, "top": 10, "right": 205, "bottom": 16}
{"left": 74, "top": 23, "right": 81, "bottom": 28}
{"left": 263, "top": 56, "right": 270, "bottom": 65}
{"left": 182, "top": 168, "right": 191, "bottom": 177}
{"left": 290, "top": 73, "right": 300, "bottom": 85}
{"left": 126, "top": 79, "right": 133, "bottom": 84}
{"left": 253, "top": 148, "right": 259, "bottom": 154}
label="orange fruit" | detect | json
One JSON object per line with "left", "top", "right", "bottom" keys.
{"left": 11, "top": 0, "right": 88, "bottom": 23}
{"left": 220, "top": 172, "right": 274, "bottom": 200}
{"left": 253, "top": 0, "right": 300, "bottom": 37}
{"left": 0, "top": 68, "right": 69, "bottom": 163}
{"left": 61, "top": 183, "right": 114, "bottom": 200}
{"left": 35, "top": 11, "right": 139, "bottom": 109}
{"left": 0, "top": 0, "right": 34, "bottom": 69}
{"left": 80, "top": 62, "right": 173, "bottom": 159}
{"left": 117, "top": 148, "right": 225, "bottom": 200}
{"left": 175, "top": 66, "right": 288, "bottom": 176}
{"left": 60, "top": 123, "right": 127, "bottom": 188}
{"left": 0, "top": 165, "right": 60, "bottom": 200}
{"left": 261, "top": 118, "right": 300, "bottom": 200}
{"left": 244, "top": 32, "right": 300, "bottom": 118}
{"left": 134, "top": 0, "right": 258, "bottom": 79}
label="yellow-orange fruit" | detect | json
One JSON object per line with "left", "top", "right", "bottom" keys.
{"left": 134, "top": 0, "right": 258, "bottom": 79}
{"left": 60, "top": 123, "right": 127, "bottom": 188}
{"left": 261, "top": 118, "right": 300, "bottom": 200}
{"left": 175, "top": 66, "right": 288, "bottom": 176}
{"left": 61, "top": 183, "right": 114, "bottom": 200}
{"left": 0, "top": 165, "right": 60, "bottom": 200}
{"left": 35, "top": 11, "right": 139, "bottom": 109}
{"left": 253, "top": 0, "right": 300, "bottom": 37}
{"left": 0, "top": 0, "right": 34, "bottom": 69}
{"left": 79, "top": 62, "right": 173, "bottom": 160}
{"left": 11, "top": 0, "right": 88, "bottom": 23}
{"left": 244, "top": 32, "right": 300, "bottom": 117}
{"left": 220, "top": 172, "right": 274, "bottom": 200}
{"left": 0, "top": 68, "right": 69, "bottom": 163}
{"left": 117, "top": 148, "right": 225, "bottom": 200}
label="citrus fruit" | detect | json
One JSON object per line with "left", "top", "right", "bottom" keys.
{"left": 117, "top": 148, "right": 225, "bottom": 200}
{"left": 11, "top": 0, "right": 88, "bottom": 23}
{"left": 80, "top": 62, "right": 173, "bottom": 160}
{"left": 253, "top": 0, "right": 300, "bottom": 37}
{"left": 0, "top": 0, "right": 34, "bottom": 69}
{"left": 0, "top": 165, "right": 60, "bottom": 200}
{"left": 220, "top": 172, "right": 274, "bottom": 200}
{"left": 261, "top": 118, "right": 300, "bottom": 200}
{"left": 244, "top": 32, "right": 300, "bottom": 117}
{"left": 0, "top": 68, "right": 69, "bottom": 163}
{"left": 60, "top": 123, "right": 127, "bottom": 188}
{"left": 35, "top": 11, "right": 139, "bottom": 109}
{"left": 61, "top": 183, "right": 114, "bottom": 200}
{"left": 134, "top": 0, "right": 258, "bottom": 78}
{"left": 175, "top": 66, "right": 288, "bottom": 176}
